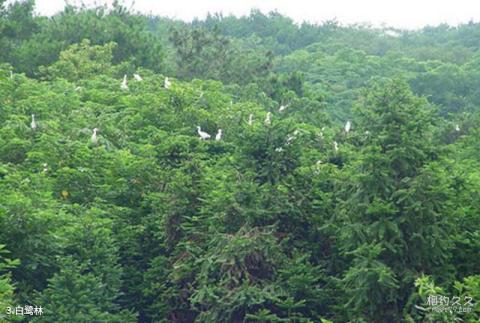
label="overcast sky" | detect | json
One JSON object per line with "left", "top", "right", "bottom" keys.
{"left": 23, "top": 0, "right": 480, "bottom": 29}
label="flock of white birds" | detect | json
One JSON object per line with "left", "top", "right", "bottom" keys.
{"left": 25, "top": 72, "right": 355, "bottom": 155}
{"left": 20, "top": 72, "right": 462, "bottom": 168}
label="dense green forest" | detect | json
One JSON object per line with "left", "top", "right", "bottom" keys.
{"left": 1, "top": 1, "right": 479, "bottom": 322}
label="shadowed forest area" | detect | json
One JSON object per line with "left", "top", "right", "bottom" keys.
{"left": 0, "top": 1, "right": 479, "bottom": 322}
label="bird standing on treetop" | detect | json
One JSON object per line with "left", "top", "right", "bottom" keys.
{"left": 455, "top": 124, "right": 460, "bottom": 132}
{"left": 91, "top": 128, "right": 99, "bottom": 145}
{"left": 121, "top": 75, "right": 128, "bottom": 90}
{"left": 345, "top": 120, "right": 351, "bottom": 133}
{"left": 248, "top": 114, "right": 253, "bottom": 126}
{"left": 265, "top": 112, "right": 272, "bottom": 126}
{"left": 197, "top": 126, "right": 211, "bottom": 140}
{"left": 333, "top": 141, "right": 339, "bottom": 152}
{"left": 279, "top": 104, "right": 287, "bottom": 112}
{"left": 133, "top": 73, "right": 143, "bottom": 81}
{"left": 164, "top": 77, "right": 171, "bottom": 89}
{"left": 215, "top": 129, "right": 222, "bottom": 141}
{"left": 31, "top": 114, "right": 37, "bottom": 131}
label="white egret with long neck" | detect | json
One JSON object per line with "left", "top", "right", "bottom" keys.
{"left": 215, "top": 129, "right": 222, "bottom": 141}
{"left": 31, "top": 114, "right": 37, "bottom": 130}
{"left": 133, "top": 73, "right": 143, "bottom": 81}
{"left": 248, "top": 114, "right": 253, "bottom": 126}
{"left": 265, "top": 112, "right": 272, "bottom": 126}
{"left": 91, "top": 128, "right": 99, "bottom": 145}
{"left": 345, "top": 120, "right": 351, "bottom": 133}
{"left": 164, "top": 77, "right": 171, "bottom": 89}
{"left": 333, "top": 141, "right": 339, "bottom": 152}
{"left": 120, "top": 75, "right": 128, "bottom": 90}
{"left": 197, "top": 126, "right": 211, "bottom": 140}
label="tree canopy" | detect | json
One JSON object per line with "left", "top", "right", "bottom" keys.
{"left": 0, "top": 1, "right": 479, "bottom": 322}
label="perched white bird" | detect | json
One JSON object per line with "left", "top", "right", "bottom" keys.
{"left": 248, "top": 114, "right": 253, "bottom": 126}
{"left": 31, "top": 114, "right": 37, "bottom": 130}
{"left": 279, "top": 104, "right": 287, "bottom": 112}
{"left": 286, "top": 130, "right": 299, "bottom": 145}
{"left": 133, "top": 73, "right": 143, "bottom": 81}
{"left": 365, "top": 130, "right": 370, "bottom": 135}
{"left": 265, "top": 112, "right": 272, "bottom": 126}
{"left": 345, "top": 120, "right": 351, "bottom": 133}
{"left": 333, "top": 141, "right": 339, "bottom": 152}
{"left": 91, "top": 128, "right": 99, "bottom": 145}
{"left": 286, "top": 135, "right": 295, "bottom": 145}
{"left": 10, "top": 70, "right": 13, "bottom": 80}
{"left": 455, "top": 124, "right": 460, "bottom": 132}
{"left": 197, "top": 126, "right": 211, "bottom": 140}
{"left": 42, "top": 163, "right": 48, "bottom": 173}
{"left": 215, "top": 129, "right": 222, "bottom": 141}
{"left": 120, "top": 74, "right": 128, "bottom": 90}
{"left": 275, "top": 147, "right": 284, "bottom": 152}
{"left": 164, "top": 77, "right": 171, "bottom": 89}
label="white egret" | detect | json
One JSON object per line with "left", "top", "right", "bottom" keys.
{"left": 286, "top": 135, "right": 295, "bottom": 145}
{"left": 215, "top": 129, "right": 222, "bottom": 141}
{"left": 197, "top": 126, "right": 211, "bottom": 140}
{"left": 248, "top": 114, "right": 253, "bottom": 126}
{"left": 279, "top": 104, "right": 287, "bottom": 112}
{"left": 120, "top": 74, "right": 128, "bottom": 90}
{"left": 133, "top": 73, "right": 143, "bottom": 81}
{"left": 345, "top": 120, "right": 351, "bottom": 133}
{"left": 31, "top": 114, "right": 37, "bottom": 130}
{"left": 455, "top": 124, "right": 460, "bottom": 132}
{"left": 91, "top": 128, "right": 99, "bottom": 145}
{"left": 286, "top": 130, "right": 299, "bottom": 145}
{"left": 42, "top": 163, "right": 48, "bottom": 173}
{"left": 265, "top": 112, "right": 272, "bottom": 126}
{"left": 333, "top": 141, "right": 339, "bottom": 152}
{"left": 275, "top": 147, "right": 284, "bottom": 152}
{"left": 10, "top": 70, "right": 13, "bottom": 80}
{"left": 164, "top": 77, "right": 171, "bottom": 89}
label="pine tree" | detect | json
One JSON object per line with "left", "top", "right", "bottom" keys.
{"left": 337, "top": 79, "right": 454, "bottom": 321}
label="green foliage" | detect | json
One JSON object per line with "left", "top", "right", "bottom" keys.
{"left": 169, "top": 25, "right": 273, "bottom": 85}
{"left": 0, "top": 244, "right": 19, "bottom": 321}
{"left": 0, "top": 4, "right": 479, "bottom": 323}
{"left": 336, "top": 79, "right": 456, "bottom": 321}
{"left": 40, "top": 40, "right": 119, "bottom": 81}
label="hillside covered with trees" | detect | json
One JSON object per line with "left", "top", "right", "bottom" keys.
{"left": 0, "top": 1, "right": 479, "bottom": 322}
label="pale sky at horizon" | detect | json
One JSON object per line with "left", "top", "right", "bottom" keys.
{"left": 12, "top": 0, "right": 480, "bottom": 30}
